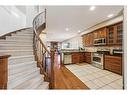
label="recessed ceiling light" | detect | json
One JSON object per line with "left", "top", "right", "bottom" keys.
{"left": 89, "top": 6, "right": 96, "bottom": 11}
{"left": 65, "top": 28, "right": 69, "bottom": 31}
{"left": 107, "top": 14, "right": 114, "bottom": 18}
{"left": 78, "top": 30, "right": 81, "bottom": 33}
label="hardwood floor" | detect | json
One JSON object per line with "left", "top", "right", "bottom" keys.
{"left": 53, "top": 53, "right": 89, "bottom": 89}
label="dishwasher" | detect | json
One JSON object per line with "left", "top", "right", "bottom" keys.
{"left": 64, "top": 53, "right": 72, "bottom": 64}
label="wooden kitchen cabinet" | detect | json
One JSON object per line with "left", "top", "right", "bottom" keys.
{"left": 107, "top": 22, "right": 123, "bottom": 45}
{"left": 82, "top": 22, "right": 122, "bottom": 47}
{"left": 104, "top": 55, "right": 122, "bottom": 75}
{"left": 72, "top": 52, "right": 85, "bottom": 63}
{"left": 84, "top": 52, "right": 91, "bottom": 64}
{"left": 82, "top": 33, "right": 93, "bottom": 47}
{"left": 72, "top": 53, "right": 80, "bottom": 63}
{"left": 116, "top": 22, "right": 123, "bottom": 45}
{"left": 93, "top": 27, "right": 107, "bottom": 39}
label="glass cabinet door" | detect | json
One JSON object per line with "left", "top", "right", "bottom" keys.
{"left": 108, "top": 26, "right": 115, "bottom": 44}
{"left": 116, "top": 23, "right": 123, "bottom": 44}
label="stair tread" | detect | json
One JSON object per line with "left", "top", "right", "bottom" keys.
{"left": 37, "top": 82, "right": 49, "bottom": 89}
{"left": 9, "top": 55, "right": 34, "bottom": 59}
{"left": 9, "top": 67, "right": 39, "bottom": 81}
{"left": 8, "top": 69, "right": 40, "bottom": 88}
{"left": 9, "top": 60, "right": 36, "bottom": 67}
{"left": 9, "top": 61, "right": 37, "bottom": 75}
{"left": 0, "top": 50, "right": 33, "bottom": 52}
{"left": 0, "top": 44, "right": 32, "bottom": 47}
{"left": 14, "top": 75, "right": 43, "bottom": 89}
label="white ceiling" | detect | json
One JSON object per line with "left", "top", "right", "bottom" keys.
{"left": 45, "top": 6, "right": 123, "bottom": 42}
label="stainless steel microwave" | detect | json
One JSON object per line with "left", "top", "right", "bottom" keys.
{"left": 94, "top": 38, "right": 106, "bottom": 46}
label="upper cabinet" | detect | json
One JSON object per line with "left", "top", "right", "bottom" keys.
{"left": 107, "top": 22, "right": 123, "bottom": 45}
{"left": 93, "top": 27, "right": 107, "bottom": 39}
{"left": 82, "top": 22, "right": 123, "bottom": 47}
{"left": 82, "top": 33, "right": 93, "bottom": 47}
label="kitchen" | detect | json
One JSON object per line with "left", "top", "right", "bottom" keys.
{"left": 46, "top": 6, "right": 124, "bottom": 89}
{"left": 61, "top": 15, "right": 123, "bottom": 89}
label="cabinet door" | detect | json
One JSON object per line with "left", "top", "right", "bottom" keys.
{"left": 82, "top": 33, "right": 93, "bottom": 47}
{"left": 72, "top": 53, "right": 79, "bottom": 63}
{"left": 104, "top": 55, "right": 122, "bottom": 75}
{"left": 84, "top": 52, "right": 91, "bottom": 64}
{"left": 79, "top": 53, "right": 85, "bottom": 63}
{"left": 100, "top": 27, "right": 107, "bottom": 38}
{"left": 116, "top": 23, "right": 123, "bottom": 45}
{"left": 107, "top": 25, "right": 116, "bottom": 45}
{"left": 93, "top": 31, "right": 98, "bottom": 39}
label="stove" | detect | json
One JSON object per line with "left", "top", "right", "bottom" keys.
{"left": 92, "top": 51, "right": 110, "bottom": 69}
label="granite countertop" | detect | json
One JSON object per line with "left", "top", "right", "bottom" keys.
{"left": 61, "top": 50, "right": 95, "bottom": 53}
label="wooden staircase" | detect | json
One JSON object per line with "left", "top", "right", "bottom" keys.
{"left": 0, "top": 10, "right": 53, "bottom": 89}
{"left": 0, "top": 28, "right": 49, "bottom": 89}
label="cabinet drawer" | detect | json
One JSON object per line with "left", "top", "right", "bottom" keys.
{"left": 104, "top": 55, "right": 122, "bottom": 75}
{"left": 105, "top": 62, "right": 121, "bottom": 74}
{"left": 105, "top": 59, "right": 121, "bottom": 65}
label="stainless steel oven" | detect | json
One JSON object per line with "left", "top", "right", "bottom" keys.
{"left": 92, "top": 52, "right": 104, "bottom": 69}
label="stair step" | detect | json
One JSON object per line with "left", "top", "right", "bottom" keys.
{"left": 9, "top": 61, "right": 37, "bottom": 75}
{"left": 11, "top": 34, "right": 33, "bottom": 38}
{"left": 6, "top": 36, "right": 33, "bottom": 40}
{"left": 14, "top": 75, "right": 44, "bottom": 89}
{"left": 37, "top": 82, "right": 49, "bottom": 89}
{"left": 12, "top": 33, "right": 33, "bottom": 36}
{"left": 9, "top": 55, "right": 35, "bottom": 65}
{"left": 18, "top": 30, "right": 33, "bottom": 34}
{"left": 0, "top": 40, "right": 33, "bottom": 45}
{"left": 8, "top": 68, "right": 40, "bottom": 89}
{"left": 9, "top": 66, "right": 38, "bottom": 82}
{"left": 5, "top": 39, "right": 33, "bottom": 42}
{"left": 0, "top": 44, "right": 33, "bottom": 50}
{"left": 0, "top": 50, "right": 33, "bottom": 56}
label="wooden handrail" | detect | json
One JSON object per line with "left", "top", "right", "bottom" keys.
{"left": 33, "top": 9, "right": 50, "bottom": 54}
{"left": 33, "top": 9, "right": 52, "bottom": 85}
{"left": 33, "top": 27, "right": 50, "bottom": 54}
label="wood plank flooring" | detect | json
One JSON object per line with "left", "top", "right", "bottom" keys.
{"left": 53, "top": 53, "right": 89, "bottom": 89}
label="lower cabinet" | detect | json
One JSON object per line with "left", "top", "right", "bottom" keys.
{"left": 84, "top": 52, "right": 91, "bottom": 64}
{"left": 72, "top": 52, "right": 85, "bottom": 63}
{"left": 104, "top": 55, "right": 122, "bottom": 75}
{"left": 71, "top": 52, "right": 91, "bottom": 64}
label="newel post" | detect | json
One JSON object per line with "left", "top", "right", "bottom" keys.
{"left": 0, "top": 54, "right": 10, "bottom": 89}
{"left": 49, "top": 49, "right": 55, "bottom": 89}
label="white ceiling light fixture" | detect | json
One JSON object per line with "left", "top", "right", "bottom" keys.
{"left": 89, "top": 6, "right": 96, "bottom": 11}
{"left": 107, "top": 14, "right": 114, "bottom": 18}
{"left": 65, "top": 28, "right": 69, "bottom": 31}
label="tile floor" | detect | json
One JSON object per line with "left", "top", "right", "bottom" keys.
{"left": 65, "top": 63, "right": 123, "bottom": 90}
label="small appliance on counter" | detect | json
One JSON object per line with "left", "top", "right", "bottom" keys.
{"left": 112, "top": 49, "right": 123, "bottom": 56}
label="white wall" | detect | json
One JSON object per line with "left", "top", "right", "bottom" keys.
{"left": 62, "top": 35, "right": 82, "bottom": 49}
{"left": 0, "top": 6, "right": 26, "bottom": 36}
{"left": 26, "top": 6, "right": 38, "bottom": 27}
{"left": 124, "top": 6, "right": 127, "bottom": 89}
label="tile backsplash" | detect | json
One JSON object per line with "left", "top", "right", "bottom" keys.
{"left": 84, "top": 46, "right": 122, "bottom": 54}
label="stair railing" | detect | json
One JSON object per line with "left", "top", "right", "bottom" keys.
{"left": 33, "top": 9, "right": 51, "bottom": 83}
